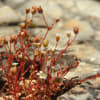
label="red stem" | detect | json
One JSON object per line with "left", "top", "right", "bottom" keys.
{"left": 42, "top": 13, "right": 48, "bottom": 27}
{"left": 39, "top": 29, "right": 49, "bottom": 47}
{"left": 55, "top": 35, "right": 77, "bottom": 64}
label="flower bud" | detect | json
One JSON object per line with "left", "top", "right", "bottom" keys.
{"left": 34, "top": 43, "right": 40, "bottom": 47}
{"left": 55, "top": 18, "right": 60, "bottom": 23}
{"left": 26, "top": 8, "right": 30, "bottom": 14}
{"left": 34, "top": 35, "right": 41, "bottom": 43}
{"left": 34, "top": 50, "right": 40, "bottom": 56}
{"left": 37, "top": 6, "right": 43, "bottom": 14}
{"left": 31, "top": 8, "right": 36, "bottom": 15}
{"left": 48, "top": 27, "right": 52, "bottom": 31}
{"left": 10, "top": 35, "right": 16, "bottom": 42}
{"left": 0, "top": 36, "right": 7, "bottom": 44}
{"left": 73, "top": 27, "right": 79, "bottom": 35}
{"left": 20, "top": 23, "right": 25, "bottom": 29}
{"left": 43, "top": 40, "right": 48, "bottom": 47}
{"left": 67, "top": 33, "right": 71, "bottom": 38}
{"left": 0, "top": 43, "right": 3, "bottom": 48}
{"left": 10, "top": 66, "right": 17, "bottom": 75}
{"left": 56, "top": 33, "right": 61, "bottom": 42}
{"left": 51, "top": 48, "right": 56, "bottom": 54}
{"left": 30, "top": 37, "right": 34, "bottom": 43}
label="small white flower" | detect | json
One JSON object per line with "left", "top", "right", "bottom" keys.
{"left": 21, "top": 32, "right": 24, "bottom": 35}
{"left": 56, "top": 33, "right": 62, "bottom": 37}
{"left": 51, "top": 47, "right": 56, "bottom": 51}
{"left": 51, "top": 66, "right": 57, "bottom": 72}
{"left": 19, "top": 81, "right": 24, "bottom": 86}
{"left": 37, "top": 71, "right": 47, "bottom": 80}
{"left": 12, "top": 62, "right": 18, "bottom": 66}
{"left": 37, "top": 71, "right": 42, "bottom": 75}
{"left": 47, "top": 60, "right": 51, "bottom": 66}
{"left": 65, "top": 31, "right": 74, "bottom": 38}
{"left": 32, "top": 88, "right": 35, "bottom": 91}
{"left": 18, "top": 53, "right": 22, "bottom": 58}
{"left": 51, "top": 65, "right": 59, "bottom": 77}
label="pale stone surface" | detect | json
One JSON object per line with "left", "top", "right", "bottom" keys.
{"left": 64, "top": 19, "right": 94, "bottom": 41}
{"left": 56, "top": 0, "right": 74, "bottom": 8}
{"left": 95, "top": 31, "right": 100, "bottom": 40}
{"left": 58, "top": 90, "right": 94, "bottom": 100}
{"left": 69, "top": 43, "right": 100, "bottom": 65}
{"left": 0, "top": 6, "right": 24, "bottom": 24}
{"left": 77, "top": 0, "right": 100, "bottom": 17}
{"left": 1, "top": 0, "right": 26, "bottom": 8}
{"left": 0, "top": 2, "right": 4, "bottom": 7}
{"left": 91, "top": 78, "right": 100, "bottom": 88}
{"left": 0, "top": 26, "right": 19, "bottom": 36}
{"left": 64, "top": 62, "right": 100, "bottom": 79}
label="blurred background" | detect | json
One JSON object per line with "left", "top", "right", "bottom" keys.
{"left": 0, "top": 0, "right": 100, "bottom": 44}
{"left": 0, "top": 0, "right": 100, "bottom": 41}
{"left": 0, "top": 0, "right": 100, "bottom": 57}
{"left": 0, "top": 0, "right": 100, "bottom": 99}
